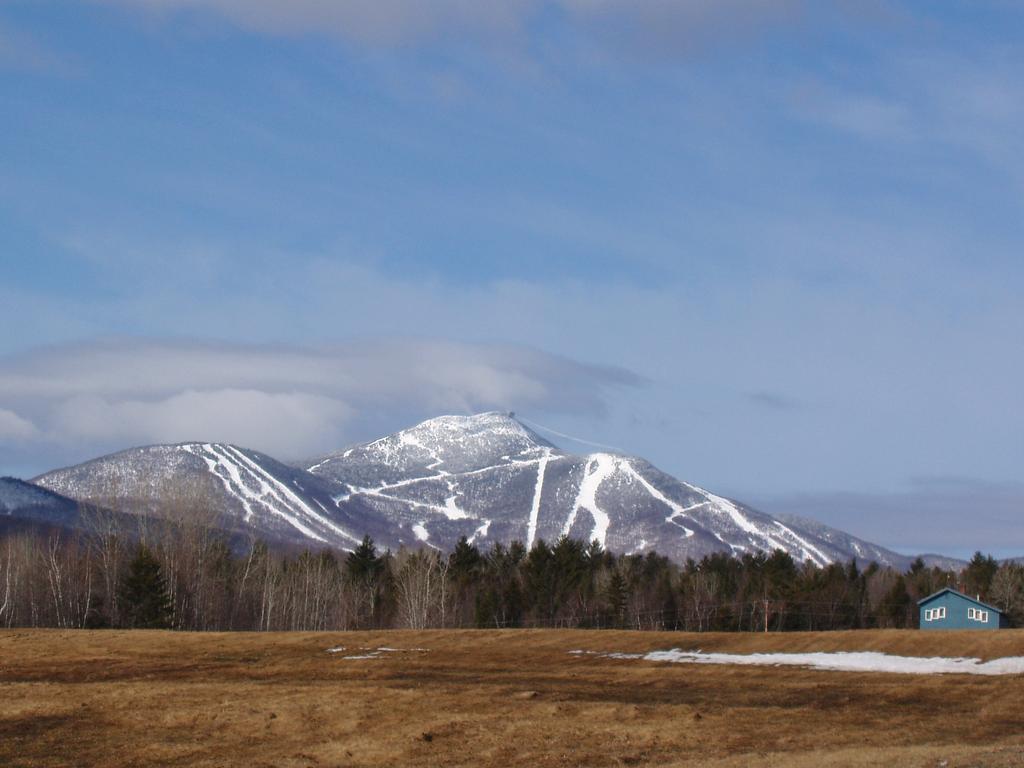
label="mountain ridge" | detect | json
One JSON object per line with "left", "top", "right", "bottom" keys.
{"left": 20, "top": 412, "right": 958, "bottom": 569}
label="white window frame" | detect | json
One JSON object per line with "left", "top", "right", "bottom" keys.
{"left": 924, "top": 606, "right": 945, "bottom": 621}
{"left": 924, "top": 606, "right": 946, "bottom": 622}
{"left": 968, "top": 607, "right": 989, "bottom": 623}
{"left": 968, "top": 607, "right": 976, "bottom": 619}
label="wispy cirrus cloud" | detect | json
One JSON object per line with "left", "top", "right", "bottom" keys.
{"left": 90, "top": 0, "right": 806, "bottom": 48}
{"left": 0, "top": 408, "right": 39, "bottom": 441}
{"left": 91, "top": 0, "right": 538, "bottom": 45}
{"left": 0, "top": 338, "right": 642, "bottom": 464}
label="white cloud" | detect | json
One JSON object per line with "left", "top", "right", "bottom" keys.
{"left": 0, "top": 338, "right": 641, "bottom": 460}
{"left": 0, "top": 408, "right": 39, "bottom": 441}
{"left": 789, "top": 85, "right": 915, "bottom": 141}
{"left": 50, "top": 389, "right": 352, "bottom": 458}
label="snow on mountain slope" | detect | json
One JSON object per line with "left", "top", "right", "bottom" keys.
{"left": 775, "top": 513, "right": 965, "bottom": 571}
{"left": 33, "top": 443, "right": 380, "bottom": 550}
{"left": 306, "top": 412, "right": 915, "bottom": 567}
{"left": 308, "top": 412, "right": 555, "bottom": 485}
{"left": 24, "top": 412, "right": 928, "bottom": 567}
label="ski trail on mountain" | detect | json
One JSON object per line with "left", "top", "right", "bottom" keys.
{"left": 620, "top": 463, "right": 697, "bottom": 538}
{"left": 306, "top": 456, "right": 332, "bottom": 473}
{"left": 564, "top": 454, "right": 616, "bottom": 546}
{"left": 772, "top": 520, "right": 831, "bottom": 566}
{"left": 526, "top": 447, "right": 552, "bottom": 548}
{"left": 681, "top": 481, "right": 798, "bottom": 556}
{"left": 198, "top": 444, "right": 328, "bottom": 542}
{"left": 223, "top": 445, "right": 359, "bottom": 543}
{"left": 340, "top": 487, "right": 472, "bottom": 520}
{"left": 185, "top": 444, "right": 257, "bottom": 523}
{"left": 334, "top": 453, "right": 564, "bottom": 501}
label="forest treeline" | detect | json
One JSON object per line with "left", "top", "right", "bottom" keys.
{"left": 1, "top": 510, "right": 1021, "bottom": 632}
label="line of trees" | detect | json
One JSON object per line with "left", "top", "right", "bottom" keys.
{"left": 1, "top": 513, "right": 1021, "bottom": 632}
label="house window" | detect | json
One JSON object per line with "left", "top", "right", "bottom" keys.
{"left": 968, "top": 608, "right": 989, "bottom": 623}
{"left": 968, "top": 607, "right": 976, "bottom": 619}
{"left": 924, "top": 606, "right": 946, "bottom": 621}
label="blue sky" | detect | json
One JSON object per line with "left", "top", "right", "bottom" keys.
{"left": 1, "top": 1, "right": 1022, "bottom": 557}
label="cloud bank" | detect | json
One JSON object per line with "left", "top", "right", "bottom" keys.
{"left": 0, "top": 338, "right": 641, "bottom": 464}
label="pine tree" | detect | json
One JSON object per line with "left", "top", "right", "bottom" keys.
{"left": 345, "top": 536, "right": 386, "bottom": 627}
{"left": 883, "top": 574, "right": 912, "bottom": 628}
{"left": 604, "top": 568, "right": 627, "bottom": 628}
{"left": 963, "top": 552, "right": 999, "bottom": 601}
{"left": 119, "top": 545, "right": 173, "bottom": 629}
{"left": 345, "top": 536, "right": 384, "bottom": 582}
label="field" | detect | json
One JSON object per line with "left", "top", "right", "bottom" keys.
{"left": 2, "top": 629, "right": 1024, "bottom": 767}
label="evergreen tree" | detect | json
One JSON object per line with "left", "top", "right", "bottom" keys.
{"left": 604, "top": 568, "right": 627, "bottom": 628}
{"left": 450, "top": 536, "right": 482, "bottom": 578}
{"left": 345, "top": 536, "right": 387, "bottom": 627}
{"left": 963, "top": 552, "right": 999, "bottom": 600}
{"left": 883, "top": 574, "right": 913, "bottom": 628}
{"left": 346, "top": 536, "right": 384, "bottom": 581}
{"left": 119, "top": 545, "right": 173, "bottom": 629}
{"left": 475, "top": 542, "right": 525, "bottom": 628}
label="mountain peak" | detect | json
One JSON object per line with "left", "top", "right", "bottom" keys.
{"left": 307, "top": 411, "right": 555, "bottom": 483}
{"left": 396, "top": 411, "right": 551, "bottom": 450}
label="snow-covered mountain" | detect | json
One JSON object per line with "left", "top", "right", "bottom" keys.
{"left": 27, "top": 412, "right": 933, "bottom": 568}
{"left": 304, "top": 412, "right": 916, "bottom": 567}
{"left": 33, "top": 443, "right": 388, "bottom": 550}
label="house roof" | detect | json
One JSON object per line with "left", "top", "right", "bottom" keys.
{"left": 917, "top": 586, "right": 1004, "bottom": 614}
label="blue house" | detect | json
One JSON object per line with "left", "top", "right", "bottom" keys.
{"left": 917, "top": 587, "right": 1009, "bottom": 630}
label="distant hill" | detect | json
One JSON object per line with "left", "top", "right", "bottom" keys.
{"left": 1, "top": 476, "right": 80, "bottom": 525}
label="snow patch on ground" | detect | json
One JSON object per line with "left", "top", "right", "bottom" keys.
{"left": 327, "top": 646, "right": 429, "bottom": 660}
{"left": 569, "top": 648, "right": 1024, "bottom": 676}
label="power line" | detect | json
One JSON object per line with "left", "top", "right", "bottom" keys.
{"left": 517, "top": 415, "right": 625, "bottom": 453}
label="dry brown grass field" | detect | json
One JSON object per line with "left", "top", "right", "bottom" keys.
{"left": 2, "top": 628, "right": 1024, "bottom": 767}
